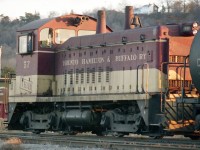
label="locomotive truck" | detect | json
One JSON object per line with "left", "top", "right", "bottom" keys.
{"left": 6, "top": 6, "right": 200, "bottom": 139}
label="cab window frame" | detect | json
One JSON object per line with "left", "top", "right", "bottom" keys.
{"left": 55, "top": 28, "right": 76, "bottom": 44}
{"left": 78, "top": 30, "right": 96, "bottom": 36}
{"left": 18, "top": 32, "right": 34, "bottom": 54}
{"left": 39, "top": 28, "right": 53, "bottom": 48}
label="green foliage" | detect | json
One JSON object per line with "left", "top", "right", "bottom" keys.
{"left": 1, "top": 66, "right": 15, "bottom": 78}
{"left": 48, "top": 11, "right": 59, "bottom": 18}
{"left": 19, "top": 12, "right": 40, "bottom": 24}
{"left": 0, "top": 12, "right": 41, "bottom": 71}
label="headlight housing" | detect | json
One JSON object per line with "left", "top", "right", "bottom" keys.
{"left": 181, "top": 22, "right": 199, "bottom": 36}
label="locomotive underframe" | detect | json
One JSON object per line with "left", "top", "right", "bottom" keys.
{"left": 8, "top": 93, "right": 200, "bottom": 138}
{"left": 8, "top": 94, "right": 167, "bottom": 136}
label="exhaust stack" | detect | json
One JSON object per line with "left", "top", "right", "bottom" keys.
{"left": 125, "top": 6, "right": 135, "bottom": 30}
{"left": 96, "top": 10, "right": 106, "bottom": 34}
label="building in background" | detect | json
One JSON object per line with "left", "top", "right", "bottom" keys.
{"left": 135, "top": 3, "right": 159, "bottom": 14}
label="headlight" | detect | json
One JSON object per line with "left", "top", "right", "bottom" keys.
{"left": 193, "top": 22, "right": 198, "bottom": 28}
{"left": 193, "top": 30, "right": 198, "bottom": 35}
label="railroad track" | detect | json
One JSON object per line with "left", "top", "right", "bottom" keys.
{"left": 0, "top": 131, "right": 199, "bottom": 150}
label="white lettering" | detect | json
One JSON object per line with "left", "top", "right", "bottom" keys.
{"left": 20, "top": 78, "right": 32, "bottom": 92}
{"left": 115, "top": 54, "right": 137, "bottom": 62}
{"left": 82, "top": 57, "right": 104, "bottom": 65}
{"left": 139, "top": 54, "right": 146, "bottom": 60}
{"left": 24, "top": 61, "right": 30, "bottom": 69}
{"left": 107, "top": 56, "right": 110, "bottom": 62}
{"left": 62, "top": 53, "right": 147, "bottom": 66}
{"left": 63, "top": 59, "right": 79, "bottom": 66}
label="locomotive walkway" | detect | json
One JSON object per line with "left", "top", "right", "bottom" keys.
{"left": 0, "top": 131, "right": 199, "bottom": 150}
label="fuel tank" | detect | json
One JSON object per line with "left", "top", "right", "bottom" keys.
{"left": 62, "top": 110, "right": 96, "bottom": 126}
{"left": 189, "top": 31, "right": 200, "bottom": 92}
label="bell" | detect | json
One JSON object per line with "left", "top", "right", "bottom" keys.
{"left": 131, "top": 16, "right": 142, "bottom": 27}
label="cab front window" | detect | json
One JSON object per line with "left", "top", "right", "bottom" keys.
{"left": 40, "top": 28, "right": 53, "bottom": 48}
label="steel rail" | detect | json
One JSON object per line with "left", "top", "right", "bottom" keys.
{"left": 0, "top": 131, "right": 199, "bottom": 150}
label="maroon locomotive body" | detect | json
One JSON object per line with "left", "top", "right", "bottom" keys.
{"left": 7, "top": 6, "right": 200, "bottom": 139}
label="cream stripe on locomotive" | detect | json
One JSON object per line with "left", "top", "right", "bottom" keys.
{"left": 56, "top": 68, "right": 166, "bottom": 95}
{"left": 9, "top": 75, "right": 54, "bottom": 97}
{"left": 10, "top": 68, "right": 166, "bottom": 100}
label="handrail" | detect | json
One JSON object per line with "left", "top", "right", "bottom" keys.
{"left": 160, "top": 62, "right": 185, "bottom": 113}
{"left": 180, "top": 55, "right": 189, "bottom": 123}
{"left": 136, "top": 63, "right": 149, "bottom": 94}
{"left": 142, "top": 63, "right": 149, "bottom": 94}
{"left": 4, "top": 72, "right": 10, "bottom": 114}
{"left": 136, "top": 65, "right": 143, "bottom": 93}
{"left": 143, "top": 63, "right": 149, "bottom": 108}
{"left": 175, "top": 65, "right": 189, "bottom": 81}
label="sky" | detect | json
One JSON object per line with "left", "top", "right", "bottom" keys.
{"left": 0, "top": 0, "right": 161, "bottom": 19}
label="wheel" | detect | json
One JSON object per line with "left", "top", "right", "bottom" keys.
{"left": 149, "top": 136, "right": 164, "bottom": 139}
{"left": 69, "top": 131, "right": 77, "bottom": 135}
{"left": 32, "top": 129, "right": 44, "bottom": 134}
{"left": 95, "top": 132, "right": 106, "bottom": 136}
{"left": 112, "top": 132, "right": 125, "bottom": 137}
{"left": 62, "top": 131, "right": 77, "bottom": 135}
{"left": 92, "top": 127, "right": 107, "bottom": 136}
{"left": 92, "top": 130, "right": 106, "bottom": 136}
{"left": 189, "top": 136, "right": 200, "bottom": 140}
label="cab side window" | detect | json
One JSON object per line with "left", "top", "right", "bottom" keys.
{"left": 40, "top": 28, "right": 53, "bottom": 48}
{"left": 55, "top": 29, "right": 75, "bottom": 44}
{"left": 78, "top": 30, "right": 95, "bottom": 36}
{"left": 19, "top": 33, "right": 34, "bottom": 54}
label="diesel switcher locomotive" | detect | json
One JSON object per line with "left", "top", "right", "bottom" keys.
{"left": 7, "top": 6, "right": 200, "bottom": 139}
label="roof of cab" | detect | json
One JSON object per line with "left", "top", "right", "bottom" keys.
{"left": 17, "top": 18, "right": 54, "bottom": 32}
{"left": 17, "top": 14, "right": 112, "bottom": 32}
